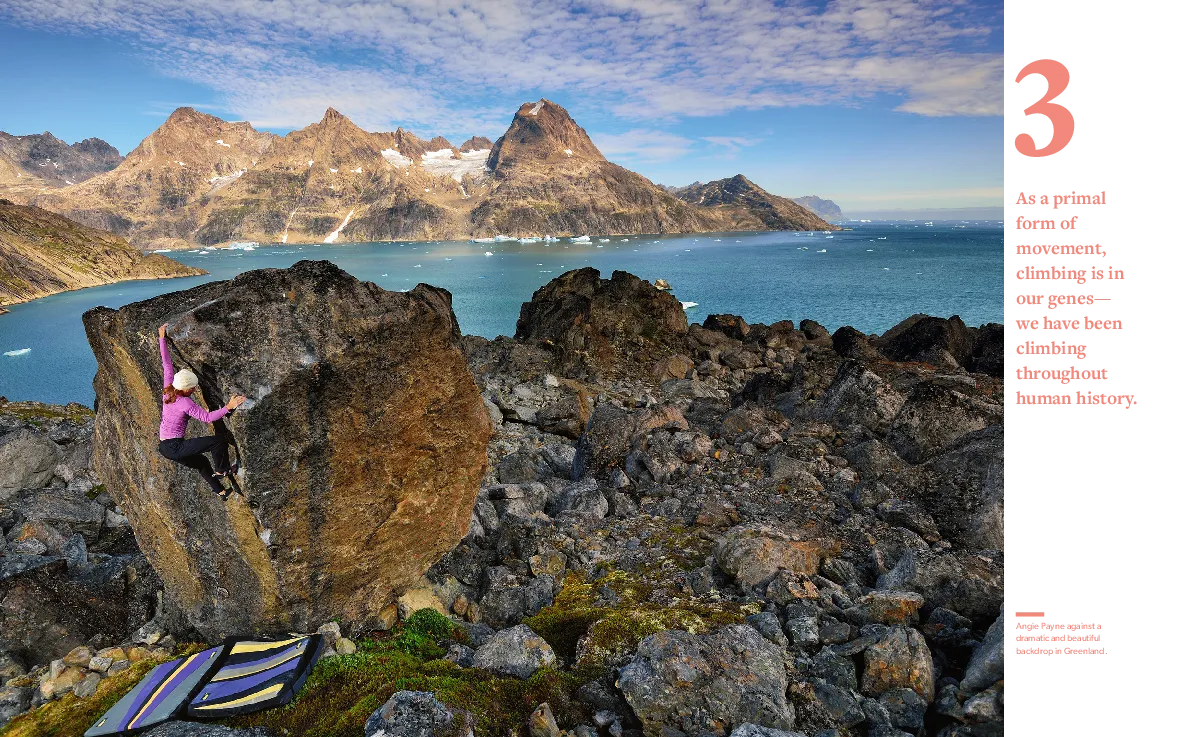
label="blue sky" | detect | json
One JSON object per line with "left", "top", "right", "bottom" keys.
{"left": 0, "top": 1, "right": 1003, "bottom": 211}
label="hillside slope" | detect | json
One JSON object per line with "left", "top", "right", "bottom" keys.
{"left": 673, "top": 175, "right": 837, "bottom": 231}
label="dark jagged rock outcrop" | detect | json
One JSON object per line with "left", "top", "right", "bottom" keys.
{"left": 515, "top": 267, "right": 688, "bottom": 375}
{"left": 875, "top": 314, "right": 1004, "bottom": 376}
{"left": 82, "top": 260, "right": 491, "bottom": 639}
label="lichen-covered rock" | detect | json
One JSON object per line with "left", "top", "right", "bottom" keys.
{"left": 82, "top": 261, "right": 491, "bottom": 639}
{"left": 472, "top": 624, "right": 557, "bottom": 679}
{"left": 861, "top": 627, "right": 935, "bottom": 702}
{"left": 618, "top": 624, "right": 796, "bottom": 736}
{"left": 364, "top": 690, "right": 475, "bottom": 737}
{"left": 714, "top": 523, "right": 828, "bottom": 588}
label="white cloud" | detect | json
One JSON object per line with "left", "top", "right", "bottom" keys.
{"left": 0, "top": 0, "right": 1003, "bottom": 131}
{"left": 591, "top": 130, "right": 696, "bottom": 163}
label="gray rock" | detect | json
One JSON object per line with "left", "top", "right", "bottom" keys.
{"left": 461, "top": 622, "right": 496, "bottom": 648}
{"left": 813, "top": 360, "right": 905, "bottom": 435}
{"left": 479, "top": 575, "right": 554, "bottom": 627}
{"left": 730, "top": 725, "right": 810, "bottom": 737}
{"left": 810, "top": 680, "right": 864, "bottom": 728}
{"left": 784, "top": 615, "right": 819, "bottom": 649}
{"left": 862, "top": 627, "right": 935, "bottom": 702}
{"left": 364, "top": 690, "right": 474, "bottom": 737}
{"left": 810, "top": 649, "right": 857, "bottom": 690}
{"left": 960, "top": 610, "right": 1004, "bottom": 693}
{"left": 962, "top": 685, "right": 1002, "bottom": 723}
{"left": 878, "top": 688, "right": 927, "bottom": 731}
{"left": 4, "top": 487, "right": 107, "bottom": 543}
{"left": 0, "top": 429, "right": 63, "bottom": 499}
{"left": 886, "top": 381, "right": 1001, "bottom": 463}
{"left": 497, "top": 449, "right": 548, "bottom": 484}
{"left": 746, "top": 612, "right": 788, "bottom": 648}
{"left": 0, "top": 651, "right": 26, "bottom": 682}
{"left": 472, "top": 624, "right": 557, "bottom": 679}
{"left": 0, "top": 686, "right": 32, "bottom": 728}
{"left": 766, "top": 456, "right": 823, "bottom": 491}
{"left": 486, "top": 483, "right": 549, "bottom": 520}
{"left": 444, "top": 643, "right": 474, "bottom": 668}
{"left": 877, "top": 550, "right": 1003, "bottom": 624}
{"left": 73, "top": 671, "right": 102, "bottom": 698}
{"left": 876, "top": 500, "right": 940, "bottom": 542}
{"left": 618, "top": 624, "right": 795, "bottom": 735}
{"left": 546, "top": 478, "right": 608, "bottom": 519}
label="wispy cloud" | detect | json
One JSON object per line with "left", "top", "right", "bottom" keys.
{"left": 0, "top": 0, "right": 1002, "bottom": 135}
{"left": 591, "top": 130, "right": 695, "bottom": 164}
{"left": 702, "top": 136, "right": 763, "bottom": 155}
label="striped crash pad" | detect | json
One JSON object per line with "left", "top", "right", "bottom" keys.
{"left": 83, "top": 645, "right": 224, "bottom": 736}
{"left": 186, "top": 634, "right": 323, "bottom": 719}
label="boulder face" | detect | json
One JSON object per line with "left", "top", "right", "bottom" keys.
{"left": 82, "top": 260, "right": 490, "bottom": 639}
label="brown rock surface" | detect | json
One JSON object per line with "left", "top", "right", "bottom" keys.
{"left": 82, "top": 260, "right": 491, "bottom": 639}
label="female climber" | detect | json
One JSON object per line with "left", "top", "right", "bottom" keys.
{"left": 157, "top": 324, "right": 247, "bottom": 498}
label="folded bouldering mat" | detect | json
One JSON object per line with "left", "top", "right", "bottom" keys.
{"left": 186, "top": 634, "right": 323, "bottom": 718}
{"left": 84, "top": 645, "right": 224, "bottom": 736}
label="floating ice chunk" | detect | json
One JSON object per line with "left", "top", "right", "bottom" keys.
{"left": 323, "top": 209, "right": 355, "bottom": 243}
{"left": 198, "top": 250, "right": 210, "bottom": 254}
{"left": 681, "top": 302, "right": 698, "bottom": 310}
{"left": 153, "top": 249, "right": 170, "bottom": 253}
{"left": 570, "top": 235, "right": 590, "bottom": 242}
{"left": 4, "top": 348, "right": 31, "bottom": 357}
{"left": 598, "top": 238, "right": 609, "bottom": 242}
{"left": 225, "top": 242, "right": 257, "bottom": 250}
{"left": 215, "top": 139, "right": 231, "bottom": 148}
{"left": 493, "top": 235, "right": 517, "bottom": 242}
{"left": 484, "top": 251, "right": 494, "bottom": 256}
{"left": 414, "top": 264, "right": 422, "bottom": 268}
{"left": 817, "top": 249, "right": 827, "bottom": 253}
{"left": 471, "top": 237, "right": 495, "bottom": 243}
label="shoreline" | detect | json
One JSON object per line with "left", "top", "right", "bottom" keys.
{"left": 0, "top": 268, "right": 208, "bottom": 314}
{"left": 138, "top": 226, "right": 846, "bottom": 252}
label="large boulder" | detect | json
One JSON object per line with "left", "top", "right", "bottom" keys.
{"left": 82, "top": 261, "right": 491, "bottom": 640}
{"left": 515, "top": 268, "right": 688, "bottom": 371}
{"left": 876, "top": 314, "right": 974, "bottom": 368}
{"left": 618, "top": 624, "right": 796, "bottom": 735}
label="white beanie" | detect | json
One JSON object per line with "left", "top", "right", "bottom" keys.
{"left": 172, "top": 369, "right": 199, "bottom": 391}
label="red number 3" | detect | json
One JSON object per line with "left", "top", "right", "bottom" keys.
{"left": 1015, "top": 59, "right": 1074, "bottom": 157}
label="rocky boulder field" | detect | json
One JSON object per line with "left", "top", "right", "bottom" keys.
{"left": 0, "top": 263, "right": 1003, "bottom": 737}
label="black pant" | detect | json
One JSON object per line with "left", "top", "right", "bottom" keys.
{"left": 159, "top": 435, "right": 232, "bottom": 493}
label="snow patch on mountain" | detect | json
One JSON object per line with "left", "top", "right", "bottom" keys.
{"left": 381, "top": 148, "right": 413, "bottom": 168}
{"left": 323, "top": 209, "right": 355, "bottom": 243}
{"left": 419, "top": 148, "right": 489, "bottom": 182}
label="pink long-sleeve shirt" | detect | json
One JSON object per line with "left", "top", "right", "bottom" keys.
{"left": 159, "top": 336, "right": 227, "bottom": 440}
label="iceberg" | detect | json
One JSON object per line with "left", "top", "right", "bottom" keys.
{"left": 4, "top": 348, "right": 31, "bottom": 357}
{"left": 681, "top": 302, "right": 698, "bottom": 310}
{"left": 570, "top": 235, "right": 591, "bottom": 243}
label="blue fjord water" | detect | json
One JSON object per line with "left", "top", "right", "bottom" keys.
{"left": 0, "top": 224, "right": 1003, "bottom": 405}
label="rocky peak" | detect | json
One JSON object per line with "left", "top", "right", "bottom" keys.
{"left": 486, "top": 99, "right": 605, "bottom": 173}
{"left": 459, "top": 135, "right": 493, "bottom": 152}
{"left": 0, "top": 131, "right": 124, "bottom": 187}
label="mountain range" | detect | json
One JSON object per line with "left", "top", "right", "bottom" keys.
{"left": 0, "top": 100, "right": 838, "bottom": 248}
